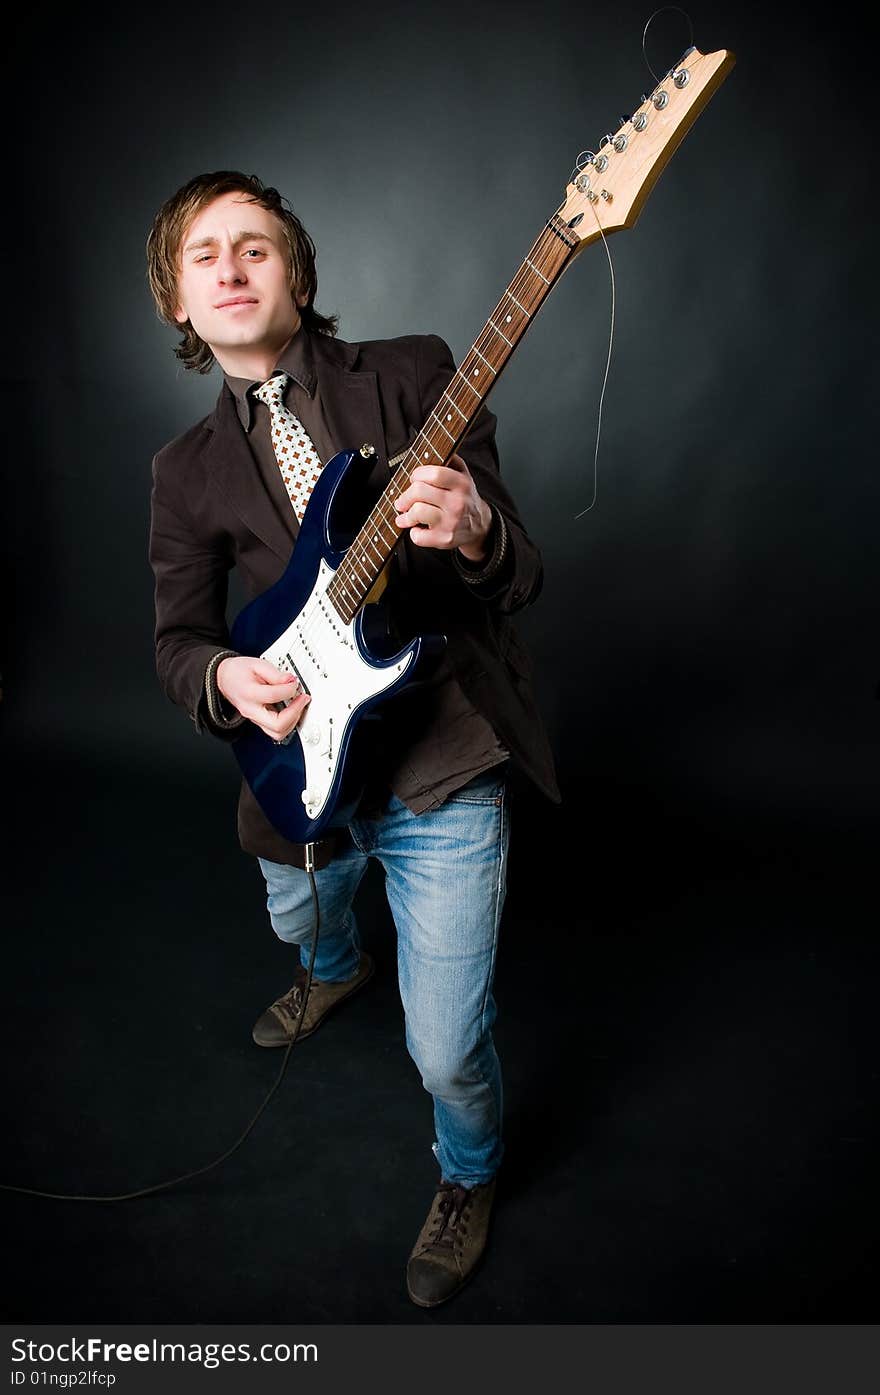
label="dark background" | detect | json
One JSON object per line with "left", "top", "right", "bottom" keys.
{"left": 1, "top": 0, "right": 876, "bottom": 1324}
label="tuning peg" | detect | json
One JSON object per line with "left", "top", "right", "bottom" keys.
{"left": 618, "top": 114, "right": 631, "bottom": 127}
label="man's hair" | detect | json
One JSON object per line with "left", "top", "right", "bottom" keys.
{"left": 146, "top": 170, "right": 338, "bottom": 373}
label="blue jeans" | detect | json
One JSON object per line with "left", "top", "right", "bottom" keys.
{"left": 258, "top": 767, "right": 510, "bottom": 1187}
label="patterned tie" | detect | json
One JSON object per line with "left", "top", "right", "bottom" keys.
{"left": 253, "top": 372, "right": 324, "bottom": 524}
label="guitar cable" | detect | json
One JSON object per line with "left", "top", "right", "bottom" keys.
{"left": 0, "top": 844, "right": 322, "bottom": 1203}
{"left": 1, "top": 11, "right": 692, "bottom": 1204}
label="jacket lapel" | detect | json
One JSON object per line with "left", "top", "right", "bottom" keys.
{"left": 203, "top": 384, "right": 296, "bottom": 562}
{"left": 312, "top": 335, "right": 390, "bottom": 490}
{"left": 202, "top": 336, "right": 389, "bottom": 561}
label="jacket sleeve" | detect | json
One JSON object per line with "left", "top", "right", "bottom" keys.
{"left": 148, "top": 447, "right": 241, "bottom": 738}
{"left": 413, "top": 333, "right": 544, "bottom": 613}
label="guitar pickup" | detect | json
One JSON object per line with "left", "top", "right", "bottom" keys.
{"left": 265, "top": 652, "right": 310, "bottom": 713}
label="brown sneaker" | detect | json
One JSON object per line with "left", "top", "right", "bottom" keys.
{"left": 406, "top": 1177, "right": 497, "bottom": 1308}
{"left": 251, "top": 952, "right": 374, "bottom": 1048}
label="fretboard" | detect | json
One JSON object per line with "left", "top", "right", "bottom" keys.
{"left": 328, "top": 208, "right": 580, "bottom": 623}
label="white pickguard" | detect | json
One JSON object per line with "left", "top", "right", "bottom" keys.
{"left": 260, "top": 559, "right": 415, "bottom": 821}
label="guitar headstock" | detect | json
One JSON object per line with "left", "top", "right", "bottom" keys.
{"left": 560, "top": 45, "right": 735, "bottom": 246}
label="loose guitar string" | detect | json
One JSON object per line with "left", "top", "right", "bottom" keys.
{"left": 350, "top": 4, "right": 695, "bottom": 546}
{"left": 284, "top": 14, "right": 683, "bottom": 676}
{"left": 243, "top": 15, "right": 689, "bottom": 652}
{"left": 337, "top": 170, "right": 631, "bottom": 603}
{"left": 642, "top": 5, "right": 694, "bottom": 84}
{"left": 574, "top": 203, "right": 617, "bottom": 518}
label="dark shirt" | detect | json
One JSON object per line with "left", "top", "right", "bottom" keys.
{"left": 216, "top": 328, "right": 510, "bottom": 815}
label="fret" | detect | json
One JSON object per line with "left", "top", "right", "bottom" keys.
{"left": 525, "top": 257, "right": 550, "bottom": 285}
{"left": 453, "top": 369, "right": 484, "bottom": 404}
{"left": 431, "top": 410, "right": 456, "bottom": 444}
{"left": 504, "top": 289, "right": 530, "bottom": 317}
{"left": 487, "top": 318, "right": 512, "bottom": 348}
{"left": 366, "top": 518, "right": 389, "bottom": 545}
{"left": 352, "top": 537, "right": 374, "bottom": 570}
{"left": 494, "top": 304, "right": 525, "bottom": 338}
{"left": 471, "top": 345, "right": 497, "bottom": 374}
{"left": 482, "top": 323, "right": 518, "bottom": 361}
{"left": 439, "top": 394, "right": 468, "bottom": 424}
{"left": 362, "top": 533, "right": 385, "bottom": 566}
{"left": 414, "top": 435, "right": 443, "bottom": 463}
{"left": 346, "top": 554, "right": 370, "bottom": 588}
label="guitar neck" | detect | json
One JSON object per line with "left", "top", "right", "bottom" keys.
{"left": 328, "top": 208, "right": 580, "bottom": 622}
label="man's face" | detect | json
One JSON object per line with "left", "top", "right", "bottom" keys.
{"left": 174, "top": 190, "right": 305, "bottom": 370}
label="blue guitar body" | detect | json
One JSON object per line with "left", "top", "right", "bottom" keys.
{"left": 229, "top": 449, "right": 444, "bottom": 845}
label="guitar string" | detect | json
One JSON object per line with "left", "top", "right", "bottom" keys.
{"left": 348, "top": 225, "right": 562, "bottom": 580}
{"left": 642, "top": 5, "right": 694, "bottom": 85}
{"left": 341, "top": 221, "right": 567, "bottom": 590}
{"left": 284, "top": 230, "right": 565, "bottom": 715}
{"left": 574, "top": 207, "right": 616, "bottom": 518}
{"left": 288, "top": 230, "right": 562, "bottom": 690}
{"left": 270, "top": 45, "right": 681, "bottom": 698}
{"left": 349, "top": 160, "right": 634, "bottom": 575}
{"left": 294, "top": 186, "right": 610, "bottom": 675}
{"left": 292, "top": 212, "right": 585, "bottom": 704}
{"left": 292, "top": 221, "right": 567, "bottom": 664}
{"left": 286, "top": 226, "right": 567, "bottom": 711}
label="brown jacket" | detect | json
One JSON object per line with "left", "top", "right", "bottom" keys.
{"left": 149, "top": 332, "right": 560, "bottom": 862}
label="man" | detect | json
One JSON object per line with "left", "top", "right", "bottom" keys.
{"left": 147, "top": 171, "right": 558, "bottom": 1308}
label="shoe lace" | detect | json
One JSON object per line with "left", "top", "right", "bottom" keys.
{"left": 428, "top": 1183, "right": 472, "bottom": 1251}
{"left": 274, "top": 970, "right": 307, "bottom": 1023}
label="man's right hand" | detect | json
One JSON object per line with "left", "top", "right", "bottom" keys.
{"left": 217, "top": 656, "right": 311, "bottom": 741}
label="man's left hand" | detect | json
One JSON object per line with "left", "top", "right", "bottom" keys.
{"left": 394, "top": 454, "right": 492, "bottom": 562}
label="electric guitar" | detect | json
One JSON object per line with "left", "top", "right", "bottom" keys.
{"left": 229, "top": 41, "right": 736, "bottom": 845}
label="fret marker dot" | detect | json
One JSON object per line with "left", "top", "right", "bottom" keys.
{"left": 424, "top": 451, "right": 429, "bottom": 458}
{"left": 505, "top": 315, "right": 512, "bottom": 323}
{"left": 473, "top": 368, "right": 479, "bottom": 376}
{"left": 446, "top": 413, "right": 452, "bottom": 421}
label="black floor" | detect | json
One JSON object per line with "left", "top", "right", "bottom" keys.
{"left": 1, "top": 742, "right": 876, "bottom": 1323}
